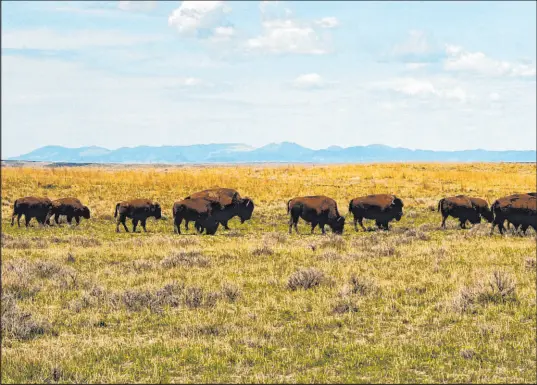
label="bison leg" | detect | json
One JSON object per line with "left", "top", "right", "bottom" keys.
{"left": 117, "top": 215, "right": 129, "bottom": 233}
{"left": 310, "top": 222, "right": 317, "bottom": 234}
{"left": 25, "top": 216, "right": 32, "bottom": 227}
{"left": 75, "top": 216, "right": 80, "bottom": 226}
{"left": 195, "top": 223, "right": 204, "bottom": 234}
{"left": 132, "top": 219, "right": 139, "bottom": 233}
{"left": 11, "top": 212, "right": 17, "bottom": 226}
{"left": 185, "top": 220, "right": 190, "bottom": 231}
{"left": 358, "top": 217, "right": 366, "bottom": 231}
{"left": 141, "top": 219, "right": 147, "bottom": 232}
{"left": 174, "top": 217, "right": 182, "bottom": 234}
{"left": 288, "top": 216, "right": 296, "bottom": 234}
{"left": 221, "top": 220, "right": 230, "bottom": 230}
{"left": 459, "top": 219, "right": 466, "bottom": 229}
{"left": 441, "top": 215, "right": 447, "bottom": 229}
{"left": 320, "top": 223, "right": 326, "bottom": 235}
{"left": 521, "top": 224, "right": 529, "bottom": 236}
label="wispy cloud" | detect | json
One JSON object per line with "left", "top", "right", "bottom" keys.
{"left": 444, "top": 45, "right": 536, "bottom": 78}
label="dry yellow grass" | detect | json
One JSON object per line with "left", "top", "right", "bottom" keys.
{"left": 1, "top": 162, "right": 536, "bottom": 383}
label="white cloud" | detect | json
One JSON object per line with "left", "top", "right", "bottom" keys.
{"left": 118, "top": 1, "right": 156, "bottom": 12}
{"left": 375, "top": 77, "right": 471, "bottom": 102}
{"left": 314, "top": 17, "right": 339, "bottom": 29}
{"left": 246, "top": 19, "right": 328, "bottom": 55}
{"left": 444, "top": 45, "right": 536, "bottom": 77}
{"left": 168, "top": 1, "right": 231, "bottom": 36}
{"left": 292, "top": 73, "right": 327, "bottom": 89}
{"left": 210, "top": 26, "right": 235, "bottom": 42}
{"left": 246, "top": 1, "right": 335, "bottom": 55}
{"left": 1, "top": 28, "right": 165, "bottom": 50}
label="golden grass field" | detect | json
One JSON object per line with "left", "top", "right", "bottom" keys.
{"left": 1, "top": 162, "right": 536, "bottom": 383}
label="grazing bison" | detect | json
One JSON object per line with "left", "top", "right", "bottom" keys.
{"left": 47, "top": 198, "right": 90, "bottom": 226}
{"left": 467, "top": 197, "right": 494, "bottom": 223}
{"left": 491, "top": 193, "right": 537, "bottom": 235}
{"left": 11, "top": 197, "right": 52, "bottom": 227}
{"left": 287, "top": 196, "right": 345, "bottom": 234}
{"left": 114, "top": 199, "right": 162, "bottom": 233}
{"left": 349, "top": 194, "right": 404, "bottom": 231}
{"left": 437, "top": 195, "right": 481, "bottom": 229}
{"left": 184, "top": 188, "right": 254, "bottom": 230}
{"left": 172, "top": 198, "right": 221, "bottom": 235}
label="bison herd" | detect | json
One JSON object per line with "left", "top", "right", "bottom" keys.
{"left": 10, "top": 189, "right": 537, "bottom": 236}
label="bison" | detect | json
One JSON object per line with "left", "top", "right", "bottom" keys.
{"left": 287, "top": 196, "right": 345, "bottom": 234}
{"left": 184, "top": 188, "right": 254, "bottom": 230}
{"left": 11, "top": 197, "right": 52, "bottom": 227}
{"left": 172, "top": 198, "right": 221, "bottom": 235}
{"left": 491, "top": 193, "right": 537, "bottom": 235}
{"left": 349, "top": 194, "right": 404, "bottom": 231}
{"left": 114, "top": 199, "right": 162, "bottom": 233}
{"left": 437, "top": 195, "right": 481, "bottom": 229}
{"left": 47, "top": 197, "right": 90, "bottom": 226}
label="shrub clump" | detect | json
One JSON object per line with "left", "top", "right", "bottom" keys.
{"left": 288, "top": 268, "right": 325, "bottom": 290}
{"left": 1, "top": 294, "right": 50, "bottom": 340}
{"left": 453, "top": 271, "right": 517, "bottom": 313}
{"left": 252, "top": 245, "right": 274, "bottom": 257}
{"left": 160, "top": 250, "right": 210, "bottom": 268}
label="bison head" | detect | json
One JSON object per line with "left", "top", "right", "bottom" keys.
{"left": 82, "top": 206, "right": 91, "bottom": 219}
{"left": 238, "top": 198, "right": 255, "bottom": 224}
{"left": 151, "top": 203, "right": 162, "bottom": 219}
{"left": 329, "top": 216, "right": 345, "bottom": 234}
{"left": 480, "top": 207, "right": 494, "bottom": 223}
{"left": 391, "top": 197, "right": 404, "bottom": 221}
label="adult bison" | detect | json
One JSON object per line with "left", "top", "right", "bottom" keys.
{"left": 184, "top": 188, "right": 254, "bottom": 230}
{"left": 11, "top": 197, "right": 52, "bottom": 227}
{"left": 287, "top": 196, "right": 345, "bottom": 234}
{"left": 349, "top": 194, "right": 404, "bottom": 231}
{"left": 491, "top": 193, "right": 537, "bottom": 235}
{"left": 437, "top": 195, "right": 481, "bottom": 229}
{"left": 47, "top": 198, "right": 90, "bottom": 226}
{"left": 114, "top": 199, "right": 162, "bottom": 233}
{"left": 172, "top": 198, "right": 221, "bottom": 235}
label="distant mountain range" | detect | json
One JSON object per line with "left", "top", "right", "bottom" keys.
{"left": 7, "top": 143, "right": 536, "bottom": 163}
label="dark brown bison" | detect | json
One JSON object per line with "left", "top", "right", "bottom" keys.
{"left": 349, "top": 194, "right": 404, "bottom": 231}
{"left": 172, "top": 198, "right": 221, "bottom": 235}
{"left": 47, "top": 198, "right": 90, "bottom": 226}
{"left": 11, "top": 197, "right": 52, "bottom": 227}
{"left": 437, "top": 195, "right": 481, "bottom": 229}
{"left": 114, "top": 199, "right": 162, "bottom": 233}
{"left": 287, "top": 196, "right": 345, "bottom": 234}
{"left": 184, "top": 188, "right": 254, "bottom": 230}
{"left": 491, "top": 193, "right": 537, "bottom": 235}
{"left": 467, "top": 197, "right": 494, "bottom": 223}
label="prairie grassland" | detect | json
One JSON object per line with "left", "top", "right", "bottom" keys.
{"left": 1, "top": 163, "right": 536, "bottom": 384}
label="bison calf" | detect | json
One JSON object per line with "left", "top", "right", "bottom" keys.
{"left": 287, "top": 196, "right": 345, "bottom": 235}
{"left": 349, "top": 194, "right": 404, "bottom": 231}
{"left": 173, "top": 198, "right": 221, "bottom": 235}
{"left": 11, "top": 197, "right": 52, "bottom": 227}
{"left": 114, "top": 199, "right": 162, "bottom": 233}
{"left": 47, "top": 197, "right": 90, "bottom": 226}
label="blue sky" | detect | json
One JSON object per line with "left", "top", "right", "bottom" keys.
{"left": 2, "top": 1, "right": 536, "bottom": 158}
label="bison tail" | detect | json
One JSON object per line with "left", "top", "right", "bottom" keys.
{"left": 114, "top": 203, "right": 120, "bottom": 218}
{"left": 437, "top": 198, "right": 444, "bottom": 212}
{"left": 287, "top": 199, "right": 292, "bottom": 214}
